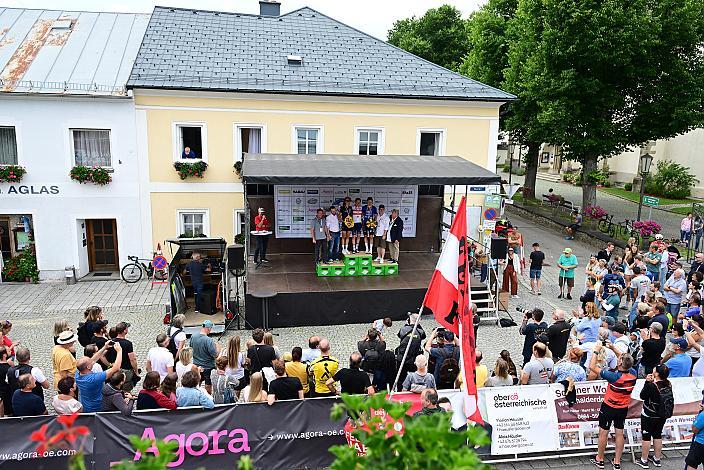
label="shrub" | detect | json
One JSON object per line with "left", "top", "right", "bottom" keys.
{"left": 234, "top": 233, "right": 246, "bottom": 245}
{"left": 585, "top": 169, "right": 610, "bottom": 186}
{"left": 173, "top": 161, "right": 208, "bottom": 180}
{"left": 69, "top": 165, "right": 112, "bottom": 185}
{"left": 234, "top": 161, "right": 243, "bottom": 175}
{"left": 178, "top": 232, "right": 207, "bottom": 239}
{"left": 2, "top": 250, "right": 39, "bottom": 282}
{"left": 633, "top": 220, "right": 662, "bottom": 238}
{"left": 584, "top": 205, "right": 607, "bottom": 219}
{"left": 645, "top": 160, "right": 698, "bottom": 199}
{"left": 624, "top": 182, "right": 633, "bottom": 191}
{"left": 0, "top": 164, "right": 27, "bottom": 182}
{"left": 563, "top": 171, "right": 582, "bottom": 185}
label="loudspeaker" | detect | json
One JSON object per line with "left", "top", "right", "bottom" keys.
{"left": 227, "top": 244, "right": 245, "bottom": 271}
{"left": 490, "top": 237, "right": 509, "bottom": 260}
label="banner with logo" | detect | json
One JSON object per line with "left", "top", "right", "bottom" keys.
{"left": 0, "top": 399, "right": 345, "bottom": 470}
{"left": 273, "top": 185, "right": 418, "bottom": 238}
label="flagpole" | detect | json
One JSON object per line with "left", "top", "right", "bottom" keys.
{"left": 389, "top": 303, "right": 425, "bottom": 396}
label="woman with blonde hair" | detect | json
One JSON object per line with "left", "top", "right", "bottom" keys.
{"left": 574, "top": 302, "right": 601, "bottom": 343}
{"left": 219, "top": 336, "right": 247, "bottom": 392}
{"left": 238, "top": 372, "right": 268, "bottom": 403}
{"left": 53, "top": 320, "right": 70, "bottom": 345}
{"left": 552, "top": 348, "right": 586, "bottom": 383}
{"left": 484, "top": 358, "right": 513, "bottom": 387}
{"left": 263, "top": 332, "right": 281, "bottom": 359}
{"left": 176, "top": 347, "right": 199, "bottom": 382}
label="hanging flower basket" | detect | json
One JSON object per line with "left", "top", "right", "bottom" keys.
{"left": 174, "top": 161, "right": 208, "bottom": 180}
{"left": 584, "top": 205, "right": 607, "bottom": 220}
{"left": 233, "top": 161, "right": 243, "bottom": 175}
{"left": 0, "top": 164, "right": 27, "bottom": 183}
{"left": 69, "top": 165, "right": 112, "bottom": 185}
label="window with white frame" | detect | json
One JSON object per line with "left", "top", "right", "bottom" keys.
{"left": 71, "top": 129, "right": 112, "bottom": 166}
{"left": 0, "top": 127, "right": 17, "bottom": 165}
{"left": 419, "top": 131, "right": 442, "bottom": 156}
{"left": 236, "top": 126, "right": 263, "bottom": 162}
{"left": 296, "top": 128, "right": 319, "bottom": 155}
{"left": 178, "top": 210, "right": 208, "bottom": 238}
{"left": 234, "top": 210, "right": 246, "bottom": 236}
{"left": 174, "top": 123, "right": 205, "bottom": 160}
{"left": 357, "top": 129, "right": 382, "bottom": 155}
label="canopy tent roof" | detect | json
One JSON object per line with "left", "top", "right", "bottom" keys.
{"left": 242, "top": 153, "right": 501, "bottom": 186}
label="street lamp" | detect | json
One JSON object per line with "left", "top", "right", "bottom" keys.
{"left": 636, "top": 152, "right": 654, "bottom": 221}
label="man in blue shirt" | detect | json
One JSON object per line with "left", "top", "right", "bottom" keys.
{"left": 181, "top": 146, "right": 198, "bottom": 159}
{"left": 12, "top": 374, "right": 47, "bottom": 417}
{"left": 424, "top": 328, "right": 459, "bottom": 388}
{"left": 685, "top": 395, "right": 704, "bottom": 470}
{"left": 665, "top": 337, "right": 692, "bottom": 378}
{"left": 75, "top": 341, "right": 123, "bottom": 412}
{"left": 648, "top": 304, "right": 670, "bottom": 335}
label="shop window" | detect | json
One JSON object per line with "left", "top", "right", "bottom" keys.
{"left": 295, "top": 127, "right": 320, "bottom": 155}
{"left": 178, "top": 210, "right": 209, "bottom": 238}
{"left": 0, "top": 127, "right": 18, "bottom": 165}
{"left": 419, "top": 131, "right": 443, "bottom": 156}
{"left": 71, "top": 129, "right": 112, "bottom": 167}
{"left": 357, "top": 129, "right": 383, "bottom": 155}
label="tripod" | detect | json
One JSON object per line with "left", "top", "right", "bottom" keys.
{"left": 217, "top": 269, "right": 254, "bottom": 340}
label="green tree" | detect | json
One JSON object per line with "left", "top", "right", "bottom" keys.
{"left": 518, "top": 0, "right": 704, "bottom": 209}
{"left": 387, "top": 5, "right": 470, "bottom": 71}
{"left": 329, "top": 393, "right": 489, "bottom": 469}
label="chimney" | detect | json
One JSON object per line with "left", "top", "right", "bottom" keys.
{"left": 259, "top": 0, "right": 281, "bottom": 16}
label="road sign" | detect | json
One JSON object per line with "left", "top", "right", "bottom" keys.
{"left": 483, "top": 220, "right": 497, "bottom": 230}
{"left": 484, "top": 194, "right": 502, "bottom": 209}
{"left": 643, "top": 196, "right": 660, "bottom": 207}
{"left": 484, "top": 208, "right": 498, "bottom": 220}
{"left": 152, "top": 255, "right": 168, "bottom": 270}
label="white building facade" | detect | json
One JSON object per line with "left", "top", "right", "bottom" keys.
{"left": 0, "top": 9, "right": 150, "bottom": 280}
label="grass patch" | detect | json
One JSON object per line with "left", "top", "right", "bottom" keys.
{"left": 598, "top": 187, "right": 697, "bottom": 206}
{"left": 671, "top": 206, "right": 695, "bottom": 215}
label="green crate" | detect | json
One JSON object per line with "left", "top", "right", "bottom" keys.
{"left": 344, "top": 265, "right": 358, "bottom": 276}
{"left": 316, "top": 264, "right": 332, "bottom": 277}
{"left": 358, "top": 265, "right": 372, "bottom": 276}
{"left": 371, "top": 264, "right": 385, "bottom": 276}
{"left": 343, "top": 256, "right": 358, "bottom": 268}
{"left": 384, "top": 264, "right": 398, "bottom": 275}
{"left": 330, "top": 265, "right": 345, "bottom": 276}
{"left": 357, "top": 256, "right": 373, "bottom": 268}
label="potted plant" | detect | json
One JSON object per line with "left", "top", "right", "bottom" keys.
{"left": 234, "top": 161, "right": 243, "bottom": 176}
{"left": 0, "top": 164, "right": 27, "bottom": 183}
{"left": 173, "top": 161, "right": 208, "bottom": 180}
{"left": 633, "top": 220, "right": 662, "bottom": 247}
{"left": 583, "top": 205, "right": 607, "bottom": 230}
{"left": 69, "top": 165, "right": 112, "bottom": 185}
{"left": 1, "top": 250, "right": 39, "bottom": 282}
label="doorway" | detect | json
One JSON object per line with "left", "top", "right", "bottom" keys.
{"left": 87, "top": 219, "right": 119, "bottom": 271}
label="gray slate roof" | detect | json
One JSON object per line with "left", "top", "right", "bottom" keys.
{"left": 242, "top": 153, "right": 502, "bottom": 185}
{"left": 128, "top": 6, "right": 514, "bottom": 102}
{"left": 0, "top": 8, "right": 149, "bottom": 95}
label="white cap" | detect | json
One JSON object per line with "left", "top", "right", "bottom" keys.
{"left": 258, "top": 207, "right": 265, "bottom": 213}
{"left": 655, "top": 233, "right": 664, "bottom": 240}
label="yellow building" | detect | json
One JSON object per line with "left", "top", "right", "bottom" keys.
{"left": 128, "top": 4, "right": 514, "bottom": 252}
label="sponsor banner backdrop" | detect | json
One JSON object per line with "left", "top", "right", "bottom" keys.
{"left": 484, "top": 385, "right": 559, "bottom": 455}
{"left": 274, "top": 185, "right": 418, "bottom": 238}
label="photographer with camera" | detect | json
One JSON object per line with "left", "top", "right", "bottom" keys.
{"left": 424, "top": 328, "right": 460, "bottom": 390}
{"left": 395, "top": 314, "right": 426, "bottom": 389}
{"left": 519, "top": 308, "right": 547, "bottom": 366}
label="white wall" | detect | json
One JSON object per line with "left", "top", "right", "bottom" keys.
{"left": 0, "top": 95, "right": 145, "bottom": 280}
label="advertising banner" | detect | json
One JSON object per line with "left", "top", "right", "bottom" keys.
{"left": 273, "top": 185, "right": 418, "bottom": 238}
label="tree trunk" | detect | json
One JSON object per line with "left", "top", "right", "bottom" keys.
{"left": 581, "top": 154, "right": 598, "bottom": 210}
{"left": 521, "top": 141, "right": 541, "bottom": 200}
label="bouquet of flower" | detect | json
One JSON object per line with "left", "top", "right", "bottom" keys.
{"left": 344, "top": 215, "right": 354, "bottom": 229}
{"left": 365, "top": 218, "right": 377, "bottom": 231}
{"left": 584, "top": 205, "right": 607, "bottom": 220}
{"left": 633, "top": 220, "right": 662, "bottom": 238}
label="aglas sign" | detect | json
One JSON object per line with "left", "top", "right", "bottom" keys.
{"left": 0, "top": 185, "right": 60, "bottom": 195}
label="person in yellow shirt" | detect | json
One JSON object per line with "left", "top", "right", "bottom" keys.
{"left": 475, "top": 350, "right": 488, "bottom": 389}
{"left": 309, "top": 339, "right": 339, "bottom": 397}
{"left": 52, "top": 330, "right": 78, "bottom": 388}
{"left": 285, "top": 347, "right": 310, "bottom": 396}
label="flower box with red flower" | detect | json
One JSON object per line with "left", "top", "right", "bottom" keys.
{"left": 0, "top": 164, "right": 27, "bottom": 183}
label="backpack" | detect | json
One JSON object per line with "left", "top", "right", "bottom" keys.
{"left": 361, "top": 342, "right": 381, "bottom": 371}
{"left": 167, "top": 327, "right": 183, "bottom": 359}
{"left": 77, "top": 322, "right": 91, "bottom": 347}
{"left": 656, "top": 384, "right": 674, "bottom": 419}
{"left": 437, "top": 347, "right": 460, "bottom": 388}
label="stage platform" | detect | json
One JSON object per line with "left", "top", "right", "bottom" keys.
{"left": 244, "top": 252, "right": 484, "bottom": 328}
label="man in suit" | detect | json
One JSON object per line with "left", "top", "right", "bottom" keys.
{"left": 387, "top": 209, "right": 404, "bottom": 263}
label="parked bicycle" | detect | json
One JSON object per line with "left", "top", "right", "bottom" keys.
{"left": 121, "top": 255, "right": 168, "bottom": 283}
{"left": 609, "top": 219, "right": 641, "bottom": 245}
{"left": 597, "top": 214, "right": 615, "bottom": 233}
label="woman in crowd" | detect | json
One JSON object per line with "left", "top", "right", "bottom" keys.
{"left": 161, "top": 373, "right": 178, "bottom": 402}
{"left": 0, "top": 346, "right": 12, "bottom": 416}
{"left": 177, "top": 370, "right": 214, "bottom": 409}
{"left": 551, "top": 348, "right": 587, "bottom": 383}
{"left": 176, "top": 347, "right": 199, "bottom": 383}
{"left": 575, "top": 302, "right": 601, "bottom": 343}
{"left": 219, "top": 336, "right": 247, "bottom": 393}
{"left": 53, "top": 320, "right": 70, "bottom": 345}
{"left": 1, "top": 321, "right": 17, "bottom": 360}
{"left": 638, "top": 365, "right": 672, "bottom": 468}
{"left": 499, "top": 350, "right": 518, "bottom": 382}
{"left": 580, "top": 277, "right": 597, "bottom": 309}
{"left": 238, "top": 372, "right": 268, "bottom": 404}
{"left": 210, "top": 356, "right": 239, "bottom": 404}
{"left": 624, "top": 245, "right": 639, "bottom": 304}
{"left": 584, "top": 255, "right": 599, "bottom": 292}
{"left": 83, "top": 306, "right": 104, "bottom": 338}
{"left": 285, "top": 347, "right": 309, "bottom": 397}
{"left": 402, "top": 354, "right": 436, "bottom": 392}
{"left": 52, "top": 376, "right": 82, "bottom": 415}
{"left": 101, "top": 372, "right": 136, "bottom": 416}
{"left": 263, "top": 332, "right": 281, "bottom": 360}
{"left": 484, "top": 358, "right": 513, "bottom": 387}
{"left": 137, "top": 371, "right": 177, "bottom": 410}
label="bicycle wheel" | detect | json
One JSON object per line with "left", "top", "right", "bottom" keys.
{"left": 608, "top": 224, "right": 617, "bottom": 239}
{"left": 121, "top": 263, "right": 143, "bottom": 283}
{"left": 598, "top": 218, "right": 608, "bottom": 233}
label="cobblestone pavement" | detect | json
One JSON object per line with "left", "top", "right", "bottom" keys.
{"left": 0, "top": 214, "right": 689, "bottom": 468}
{"left": 505, "top": 171, "right": 686, "bottom": 241}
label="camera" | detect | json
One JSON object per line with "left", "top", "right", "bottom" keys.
{"left": 107, "top": 340, "right": 115, "bottom": 347}
{"left": 516, "top": 307, "right": 533, "bottom": 319}
{"left": 436, "top": 327, "right": 446, "bottom": 333}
